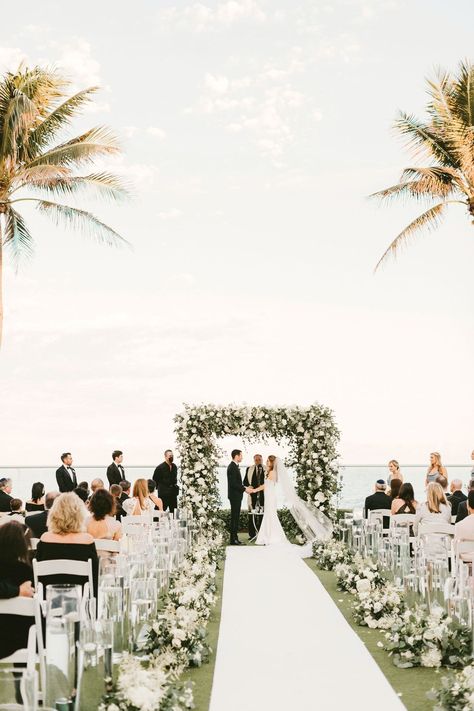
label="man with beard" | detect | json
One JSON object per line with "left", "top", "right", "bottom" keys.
{"left": 153, "top": 450, "right": 179, "bottom": 514}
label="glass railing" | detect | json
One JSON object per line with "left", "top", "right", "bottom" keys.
{"left": 1, "top": 463, "right": 471, "bottom": 512}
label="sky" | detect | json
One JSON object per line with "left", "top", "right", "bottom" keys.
{"left": 0, "top": 0, "right": 473, "bottom": 466}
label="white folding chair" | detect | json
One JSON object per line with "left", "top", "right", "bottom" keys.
{"left": 32, "top": 558, "right": 94, "bottom": 600}
{"left": 0, "top": 596, "right": 46, "bottom": 700}
{"left": 390, "top": 513, "right": 416, "bottom": 528}
{"left": 29, "top": 538, "right": 39, "bottom": 551}
{"left": 121, "top": 516, "right": 152, "bottom": 535}
{"left": 418, "top": 522, "right": 455, "bottom": 537}
{"left": 454, "top": 539, "right": 474, "bottom": 563}
{"left": 368, "top": 509, "right": 391, "bottom": 533}
{"left": 94, "top": 539, "right": 121, "bottom": 553}
{"left": 451, "top": 515, "right": 457, "bottom": 524}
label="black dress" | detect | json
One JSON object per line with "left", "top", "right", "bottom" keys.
{"left": 0, "top": 561, "right": 34, "bottom": 659}
{"left": 35, "top": 541, "right": 99, "bottom": 599}
{"left": 25, "top": 502, "right": 45, "bottom": 513}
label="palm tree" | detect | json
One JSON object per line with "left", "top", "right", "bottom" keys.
{"left": 0, "top": 65, "right": 129, "bottom": 346}
{"left": 371, "top": 60, "right": 474, "bottom": 271}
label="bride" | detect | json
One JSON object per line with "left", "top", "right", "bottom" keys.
{"left": 253, "top": 455, "right": 333, "bottom": 548}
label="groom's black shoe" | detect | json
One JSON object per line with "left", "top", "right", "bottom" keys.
{"left": 230, "top": 538, "right": 242, "bottom": 545}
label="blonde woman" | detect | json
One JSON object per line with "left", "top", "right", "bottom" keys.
{"left": 36, "top": 492, "right": 98, "bottom": 596}
{"left": 413, "top": 482, "right": 451, "bottom": 535}
{"left": 387, "top": 460, "right": 403, "bottom": 485}
{"left": 122, "top": 478, "right": 155, "bottom": 518}
{"left": 425, "top": 452, "right": 448, "bottom": 487}
{"left": 254, "top": 456, "right": 288, "bottom": 546}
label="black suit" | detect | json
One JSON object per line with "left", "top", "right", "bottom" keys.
{"left": 25, "top": 511, "right": 49, "bottom": 539}
{"left": 107, "top": 462, "right": 124, "bottom": 487}
{"left": 0, "top": 489, "right": 13, "bottom": 512}
{"left": 227, "top": 461, "right": 245, "bottom": 542}
{"left": 55, "top": 465, "right": 77, "bottom": 493}
{"left": 364, "top": 491, "right": 392, "bottom": 528}
{"left": 456, "top": 500, "right": 469, "bottom": 523}
{"left": 450, "top": 490, "right": 467, "bottom": 517}
{"left": 153, "top": 462, "right": 179, "bottom": 513}
{"left": 243, "top": 465, "right": 265, "bottom": 538}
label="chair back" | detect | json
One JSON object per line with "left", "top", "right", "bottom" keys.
{"left": 418, "top": 522, "right": 455, "bottom": 537}
{"left": 30, "top": 538, "right": 39, "bottom": 550}
{"left": 32, "top": 558, "right": 94, "bottom": 599}
{"left": 94, "top": 539, "right": 121, "bottom": 553}
{"left": 368, "top": 509, "right": 391, "bottom": 526}
{"left": 0, "top": 596, "right": 45, "bottom": 696}
{"left": 121, "top": 517, "right": 152, "bottom": 534}
{"left": 390, "top": 514, "right": 415, "bottom": 527}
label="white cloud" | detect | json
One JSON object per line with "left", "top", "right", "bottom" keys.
{"left": 0, "top": 46, "right": 28, "bottom": 72}
{"left": 147, "top": 126, "right": 167, "bottom": 139}
{"left": 49, "top": 37, "right": 102, "bottom": 88}
{"left": 157, "top": 208, "right": 181, "bottom": 220}
{"left": 159, "top": 0, "right": 266, "bottom": 32}
{"left": 203, "top": 73, "right": 230, "bottom": 94}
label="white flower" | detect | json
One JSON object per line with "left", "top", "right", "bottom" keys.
{"left": 356, "top": 578, "right": 371, "bottom": 594}
{"left": 420, "top": 648, "right": 442, "bottom": 668}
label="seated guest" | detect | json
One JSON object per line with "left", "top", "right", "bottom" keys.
{"left": 147, "top": 480, "right": 164, "bottom": 511}
{"left": 456, "top": 480, "right": 474, "bottom": 523}
{"left": 436, "top": 474, "right": 450, "bottom": 500}
{"left": 387, "top": 460, "right": 403, "bottom": 485}
{"left": 86, "top": 489, "right": 122, "bottom": 542}
{"left": 73, "top": 487, "right": 89, "bottom": 504}
{"left": 89, "top": 478, "right": 105, "bottom": 498}
{"left": 450, "top": 479, "right": 467, "bottom": 517}
{"left": 389, "top": 478, "right": 403, "bottom": 513}
{"left": 8, "top": 499, "right": 26, "bottom": 525}
{"left": 0, "top": 579, "right": 33, "bottom": 599}
{"left": 393, "top": 483, "right": 418, "bottom": 514}
{"left": 364, "top": 479, "right": 391, "bottom": 526}
{"left": 25, "top": 491, "right": 59, "bottom": 539}
{"left": 454, "top": 491, "right": 474, "bottom": 541}
{"left": 0, "top": 522, "right": 34, "bottom": 659}
{"left": 36, "top": 493, "right": 98, "bottom": 598}
{"left": 413, "top": 482, "right": 451, "bottom": 535}
{"left": 0, "top": 478, "right": 13, "bottom": 512}
{"left": 122, "top": 478, "right": 155, "bottom": 518}
{"left": 78, "top": 481, "right": 90, "bottom": 498}
{"left": 110, "top": 484, "right": 124, "bottom": 521}
{"left": 25, "top": 482, "right": 45, "bottom": 512}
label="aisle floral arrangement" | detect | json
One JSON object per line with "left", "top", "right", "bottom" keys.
{"left": 312, "top": 538, "right": 354, "bottom": 570}
{"left": 334, "top": 555, "right": 386, "bottom": 593}
{"left": 100, "top": 532, "right": 224, "bottom": 711}
{"left": 428, "top": 663, "right": 474, "bottom": 710}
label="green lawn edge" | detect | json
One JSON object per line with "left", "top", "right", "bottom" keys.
{"left": 305, "top": 560, "right": 440, "bottom": 711}
{"left": 180, "top": 557, "right": 225, "bottom": 710}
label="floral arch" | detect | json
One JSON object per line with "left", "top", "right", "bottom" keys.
{"left": 174, "top": 403, "right": 340, "bottom": 529}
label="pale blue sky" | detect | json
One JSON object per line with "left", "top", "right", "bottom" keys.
{"left": 0, "top": 0, "right": 473, "bottom": 465}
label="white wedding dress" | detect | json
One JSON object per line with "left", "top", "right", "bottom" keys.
{"left": 255, "top": 477, "right": 287, "bottom": 545}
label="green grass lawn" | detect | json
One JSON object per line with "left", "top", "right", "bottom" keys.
{"left": 305, "top": 560, "right": 441, "bottom": 711}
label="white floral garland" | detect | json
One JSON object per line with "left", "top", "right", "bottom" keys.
{"left": 175, "top": 403, "right": 340, "bottom": 527}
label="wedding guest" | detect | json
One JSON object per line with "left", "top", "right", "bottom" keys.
{"left": 153, "top": 450, "right": 179, "bottom": 514}
{"left": 118, "top": 480, "right": 131, "bottom": 517}
{"left": 147, "top": 480, "right": 164, "bottom": 511}
{"left": 393, "top": 483, "right": 418, "bottom": 514}
{"left": 363, "top": 479, "right": 391, "bottom": 519}
{"left": 450, "top": 479, "right": 467, "bottom": 517}
{"left": 7, "top": 499, "right": 26, "bottom": 525}
{"left": 90, "top": 478, "right": 105, "bottom": 495}
{"left": 0, "top": 579, "right": 33, "bottom": 599}
{"left": 454, "top": 491, "right": 474, "bottom": 542}
{"left": 36, "top": 493, "right": 98, "bottom": 597}
{"left": 110, "top": 484, "right": 124, "bottom": 521}
{"left": 86, "top": 489, "right": 122, "bottom": 543}
{"left": 389, "top": 479, "right": 403, "bottom": 513}
{"left": 425, "top": 452, "right": 447, "bottom": 487}
{"left": 413, "top": 482, "right": 451, "bottom": 535}
{"left": 56, "top": 453, "right": 77, "bottom": 493}
{"left": 436, "top": 474, "right": 450, "bottom": 501}
{"left": 456, "top": 480, "right": 474, "bottom": 523}
{"left": 0, "top": 522, "right": 34, "bottom": 658}
{"left": 25, "top": 491, "right": 59, "bottom": 539}
{"left": 122, "top": 478, "right": 155, "bottom": 518}
{"left": 73, "top": 486, "right": 89, "bottom": 504}
{"left": 106, "top": 450, "right": 125, "bottom": 487}
{"left": 78, "top": 481, "right": 90, "bottom": 497}
{"left": 0, "top": 478, "right": 13, "bottom": 512}
{"left": 387, "top": 460, "right": 403, "bottom": 485}
{"left": 25, "top": 482, "right": 45, "bottom": 512}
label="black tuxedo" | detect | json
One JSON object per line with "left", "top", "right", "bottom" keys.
{"left": 227, "top": 461, "right": 245, "bottom": 542}
{"left": 55, "top": 465, "right": 77, "bottom": 493}
{"left": 107, "top": 462, "right": 125, "bottom": 487}
{"left": 243, "top": 464, "right": 265, "bottom": 538}
{"left": 25, "top": 511, "right": 49, "bottom": 538}
{"left": 364, "top": 491, "right": 391, "bottom": 528}
{"left": 450, "top": 490, "right": 467, "bottom": 517}
{"left": 0, "top": 489, "right": 13, "bottom": 512}
{"left": 153, "top": 462, "right": 179, "bottom": 513}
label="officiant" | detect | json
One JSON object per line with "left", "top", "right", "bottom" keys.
{"left": 243, "top": 454, "right": 265, "bottom": 538}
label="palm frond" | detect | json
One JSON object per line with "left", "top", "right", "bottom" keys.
{"left": 3, "top": 208, "right": 34, "bottom": 267}
{"left": 0, "top": 87, "right": 38, "bottom": 160}
{"left": 26, "top": 172, "right": 130, "bottom": 202}
{"left": 451, "top": 60, "right": 474, "bottom": 126}
{"left": 26, "top": 126, "right": 120, "bottom": 168}
{"left": 375, "top": 202, "right": 450, "bottom": 271}
{"left": 35, "top": 199, "right": 130, "bottom": 248}
{"left": 399, "top": 166, "right": 463, "bottom": 198}
{"left": 394, "top": 111, "right": 458, "bottom": 167}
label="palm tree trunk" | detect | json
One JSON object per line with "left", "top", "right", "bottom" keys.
{"left": 0, "top": 215, "right": 3, "bottom": 349}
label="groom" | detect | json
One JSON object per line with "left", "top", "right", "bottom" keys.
{"left": 227, "top": 449, "right": 252, "bottom": 545}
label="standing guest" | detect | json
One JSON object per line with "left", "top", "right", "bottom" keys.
{"left": 25, "top": 491, "right": 59, "bottom": 539}
{"left": 456, "top": 480, "right": 474, "bottom": 523}
{"left": 36, "top": 493, "right": 98, "bottom": 597}
{"left": 227, "top": 450, "right": 252, "bottom": 545}
{"left": 110, "top": 484, "right": 124, "bottom": 521}
{"left": 450, "top": 480, "right": 468, "bottom": 517}
{"left": 25, "top": 482, "right": 45, "bottom": 512}
{"left": 243, "top": 454, "right": 266, "bottom": 538}
{"left": 56, "top": 453, "right": 77, "bottom": 493}
{"left": 389, "top": 479, "right": 403, "bottom": 513}
{"left": 106, "top": 450, "right": 125, "bottom": 487}
{"left": 147, "top": 480, "right": 164, "bottom": 511}
{"left": 0, "top": 522, "right": 35, "bottom": 659}
{"left": 387, "top": 460, "right": 403, "bottom": 485}
{"left": 364, "top": 479, "right": 391, "bottom": 519}
{"left": 153, "top": 450, "right": 179, "bottom": 514}
{"left": 86, "top": 489, "right": 122, "bottom": 543}
{"left": 425, "top": 452, "right": 448, "bottom": 487}
{"left": 122, "top": 479, "right": 155, "bottom": 518}
{"left": 0, "top": 478, "right": 13, "bottom": 512}
{"left": 393, "top": 483, "right": 418, "bottom": 514}
{"left": 413, "top": 482, "right": 451, "bottom": 534}
{"left": 118, "top": 480, "right": 131, "bottom": 517}
{"left": 436, "top": 474, "right": 450, "bottom": 500}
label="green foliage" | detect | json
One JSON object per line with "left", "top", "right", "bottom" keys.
{"left": 218, "top": 507, "right": 305, "bottom": 542}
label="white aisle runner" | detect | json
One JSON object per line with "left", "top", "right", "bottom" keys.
{"left": 209, "top": 546, "right": 405, "bottom": 711}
